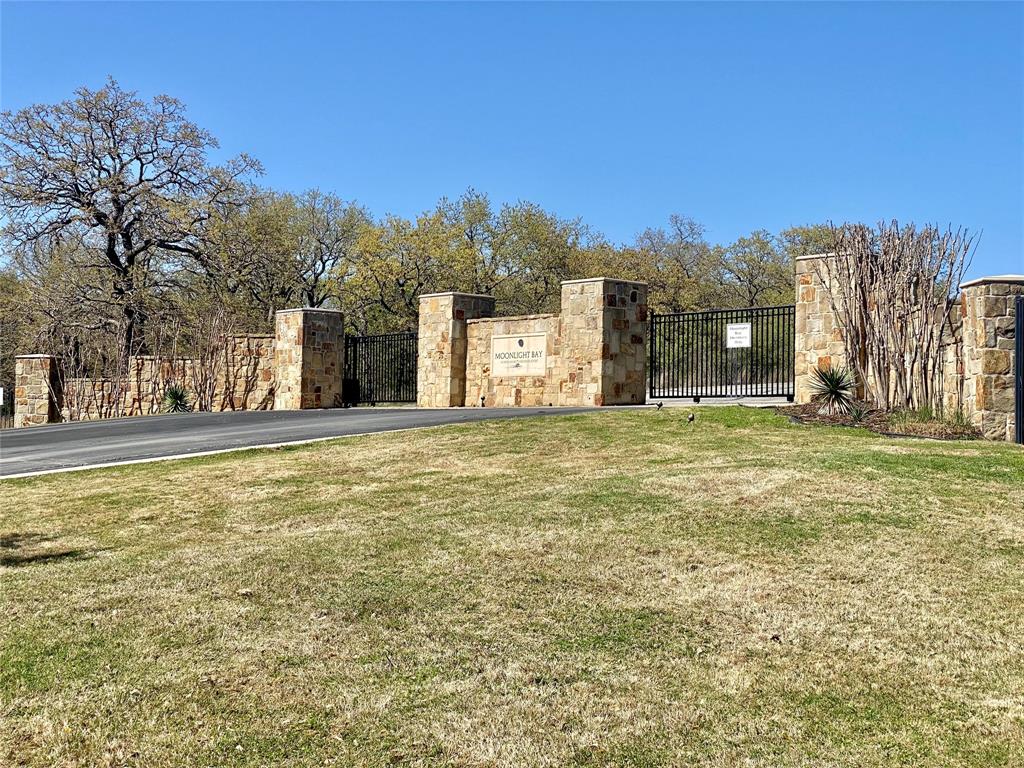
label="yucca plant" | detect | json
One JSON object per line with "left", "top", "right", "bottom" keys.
{"left": 809, "top": 364, "right": 856, "bottom": 416}
{"left": 161, "top": 383, "right": 192, "bottom": 414}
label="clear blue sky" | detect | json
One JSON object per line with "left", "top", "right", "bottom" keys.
{"left": 2, "top": 1, "right": 1021, "bottom": 278}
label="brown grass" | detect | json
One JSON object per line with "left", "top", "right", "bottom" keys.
{"left": 2, "top": 407, "right": 1022, "bottom": 766}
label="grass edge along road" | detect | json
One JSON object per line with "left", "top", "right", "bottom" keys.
{"left": 2, "top": 407, "right": 1022, "bottom": 767}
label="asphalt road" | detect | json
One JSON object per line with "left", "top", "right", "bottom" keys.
{"left": 0, "top": 407, "right": 593, "bottom": 478}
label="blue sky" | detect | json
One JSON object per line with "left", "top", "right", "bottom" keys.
{"left": 2, "top": 1, "right": 1021, "bottom": 278}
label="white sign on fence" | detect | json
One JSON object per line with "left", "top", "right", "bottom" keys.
{"left": 491, "top": 333, "right": 548, "bottom": 376}
{"left": 726, "top": 322, "right": 752, "bottom": 349}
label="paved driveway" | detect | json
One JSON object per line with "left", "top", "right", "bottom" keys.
{"left": 0, "top": 407, "right": 592, "bottom": 478}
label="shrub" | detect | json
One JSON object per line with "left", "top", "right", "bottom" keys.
{"left": 849, "top": 401, "right": 868, "bottom": 424}
{"left": 809, "top": 364, "right": 856, "bottom": 416}
{"left": 888, "top": 406, "right": 978, "bottom": 439}
{"left": 161, "top": 383, "right": 192, "bottom": 414}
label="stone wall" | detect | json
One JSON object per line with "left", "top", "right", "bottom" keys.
{"left": 14, "top": 325, "right": 292, "bottom": 428}
{"left": 427, "top": 277, "right": 648, "bottom": 408}
{"left": 794, "top": 255, "right": 846, "bottom": 404}
{"left": 14, "top": 307, "right": 347, "bottom": 427}
{"left": 794, "top": 255, "right": 1022, "bottom": 441}
{"left": 61, "top": 376, "right": 134, "bottom": 421}
{"left": 960, "top": 278, "right": 1023, "bottom": 441}
{"left": 40, "top": 335, "right": 277, "bottom": 424}
{"left": 417, "top": 292, "right": 496, "bottom": 408}
{"left": 273, "top": 308, "right": 345, "bottom": 410}
{"left": 590, "top": 278, "right": 649, "bottom": 405}
{"left": 13, "top": 355, "right": 60, "bottom": 428}
{"left": 217, "top": 334, "right": 277, "bottom": 411}
{"left": 465, "top": 314, "right": 561, "bottom": 407}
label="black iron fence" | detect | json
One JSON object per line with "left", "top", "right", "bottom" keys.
{"left": 343, "top": 332, "right": 418, "bottom": 405}
{"left": 649, "top": 305, "right": 795, "bottom": 400}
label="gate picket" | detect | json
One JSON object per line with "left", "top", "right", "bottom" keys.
{"left": 649, "top": 305, "right": 795, "bottom": 400}
{"left": 343, "top": 332, "right": 418, "bottom": 405}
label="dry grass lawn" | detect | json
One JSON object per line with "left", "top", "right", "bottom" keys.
{"left": 2, "top": 407, "right": 1023, "bottom": 767}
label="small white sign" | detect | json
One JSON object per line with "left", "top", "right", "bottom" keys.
{"left": 492, "top": 333, "right": 547, "bottom": 376}
{"left": 726, "top": 322, "right": 752, "bottom": 349}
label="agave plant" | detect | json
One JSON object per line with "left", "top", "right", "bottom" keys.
{"left": 161, "top": 383, "right": 192, "bottom": 414}
{"left": 809, "top": 364, "right": 856, "bottom": 416}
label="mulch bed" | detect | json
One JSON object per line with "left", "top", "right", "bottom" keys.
{"left": 777, "top": 403, "right": 981, "bottom": 441}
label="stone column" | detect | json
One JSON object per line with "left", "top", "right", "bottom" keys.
{"left": 559, "top": 278, "right": 648, "bottom": 406}
{"left": 960, "top": 276, "right": 1024, "bottom": 441}
{"left": 14, "top": 355, "right": 61, "bottom": 428}
{"left": 417, "top": 292, "right": 495, "bottom": 407}
{"left": 794, "top": 254, "right": 847, "bottom": 404}
{"left": 600, "top": 279, "right": 649, "bottom": 405}
{"left": 273, "top": 308, "right": 345, "bottom": 410}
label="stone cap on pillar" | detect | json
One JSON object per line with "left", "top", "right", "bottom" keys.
{"left": 418, "top": 291, "right": 494, "bottom": 301}
{"left": 960, "top": 275, "right": 1024, "bottom": 289}
{"left": 14, "top": 354, "right": 56, "bottom": 359}
{"left": 274, "top": 307, "right": 345, "bottom": 315}
{"left": 560, "top": 277, "right": 648, "bottom": 287}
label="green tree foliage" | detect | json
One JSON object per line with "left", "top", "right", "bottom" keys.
{"left": 1, "top": 81, "right": 830, "bottom": 368}
{"left": 0, "top": 268, "right": 29, "bottom": 415}
{"left": 336, "top": 190, "right": 598, "bottom": 333}
{"left": 779, "top": 223, "right": 836, "bottom": 260}
{"left": 718, "top": 230, "right": 794, "bottom": 307}
{"left": 622, "top": 215, "right": 722, "bottom": 312}
{"left": 295, "top": 190, "right": 370, "bottom": 308}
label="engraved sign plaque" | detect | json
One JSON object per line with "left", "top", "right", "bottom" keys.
{"left": 491, "top": 333, "right": 547, "bottom": 376}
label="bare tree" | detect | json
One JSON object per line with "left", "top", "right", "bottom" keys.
{"left": 819, "top": 221, "right": 974, "bottom": 412}
{"left": 0, "top": 79, "right": 259, "bottom": 359}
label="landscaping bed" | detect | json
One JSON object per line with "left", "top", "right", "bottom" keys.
{"left": 779, "top": 402, "right": 982, "bottom": 440}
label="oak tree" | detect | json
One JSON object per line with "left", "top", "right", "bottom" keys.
{"left": 0, "top": 79, "right": 259, "bottom": 357}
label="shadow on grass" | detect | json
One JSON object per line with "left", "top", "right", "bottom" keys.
{"left": 0, "top": 532, "right": 96, "bottom": 567}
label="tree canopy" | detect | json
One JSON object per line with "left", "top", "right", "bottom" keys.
{"left": 1, "top": 82, "right": 824, "bottom": 392}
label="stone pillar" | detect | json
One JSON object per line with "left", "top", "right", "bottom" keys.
{"left": 273, "top": 308, "right": 345, "bottom": 410}
{"left": 417, "top": 292, "right": 495, "bottom": 407}
{"left": 560, "top": 278, "right": 648, "bottom": 406}
{"left": 14, "top": 355, "right": 61, "bottom": 428}
{"left": 960, "top": 276, "right": 1024, "bottom": 441}
{"left": 794, "top": 254, "right": 847, "bottom": 404}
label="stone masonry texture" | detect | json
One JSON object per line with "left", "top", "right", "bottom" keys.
{"left": 273, "top": 308, "right": 345, "bottom": 410}
{"left": 427, "top": 277, "right": 648, "bottom": 408}
{"left": 960, "top": 278, "right": 1023, "bottom": 441}
{"left": 13, "top": 355, "right": 60, "bottom": 428}
{"left": 63, "top": 335, "right": 277, "bottom": 421}
{"left": 15, "top": 306, "right": 346, "bottom": 427}
{"left": 17, "top": 335, "right": 277, "bottom": 426}
{"left": 417, "top": 292, "right": 497, "bottom": 408}
{"left": 794, "top": 254, "right": 1021, "bottom": 442}
{"left": 794, "top": 255, "right": 847, "bottom": 404}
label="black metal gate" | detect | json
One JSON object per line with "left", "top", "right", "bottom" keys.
{"left": 649, "top": 305, "right": 795, "bottom": 400}
{"left": 1015, "top": 295, "right": 1023, "bottom": 445}
{"left": 343, "top": 332, "right": 418, "bottom": 405}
